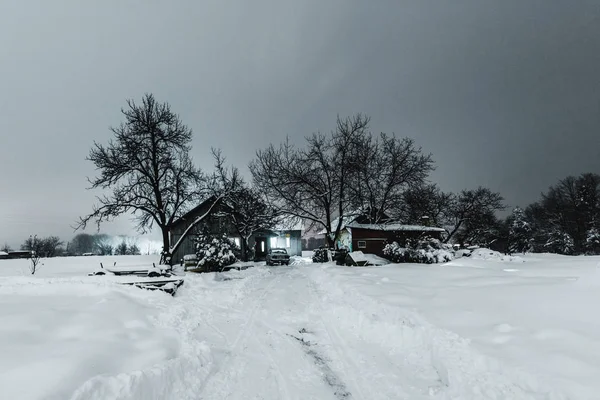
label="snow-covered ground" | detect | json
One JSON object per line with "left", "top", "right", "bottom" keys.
{"left": 0, "top": 253, "right": 598, "bottom": 399}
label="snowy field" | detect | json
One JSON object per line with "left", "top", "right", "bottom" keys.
{"left": 0, "top": 253, "right": 599, "bottom": 399}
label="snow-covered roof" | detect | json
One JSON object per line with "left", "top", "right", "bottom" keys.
{"left": 273, "top": 222, "right": 303, "bottom": 232}
{"left": 346, "top": 223, "right": 446, "bottom": 232}
{"left": 315, "top": 213, "right": 361, "bottom": 235}
{"left": 0, "top": 251, "right": 8, "bottom": 256}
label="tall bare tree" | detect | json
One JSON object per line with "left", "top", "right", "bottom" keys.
{"left": 347, "top": 133, "right": 434, "bottom": 223}
{"left": 213, "top": 152, "right": 279, "bottom": 261}
{"left": 445, "top": 187, "right": 505, "bottom": 243}
{"left": 76, "top": 94, "right": 211, "bottom": 264}
{"left": 39, "top": 236, "right": 64, "bottom": 257}
{"left": 397, "top": 183, "right": 453, "bottom": 227}
{"left": 251, "top": 115, "right": 368, "bottom": 247}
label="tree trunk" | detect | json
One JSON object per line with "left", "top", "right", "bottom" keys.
{"left": 159, "top": 227, "right": 172, "bottom": 265}
{"left": 325, "top": 232, "right": 335, "bottom": 249}
{"left": 241, "top": 236, "right": 251, "bottom": 262}
{"left": 444, "top": 220, "right": 463, "bottom": 244}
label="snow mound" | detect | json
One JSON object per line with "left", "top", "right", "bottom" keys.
{"left": 348, "top": 251, "right": 368, "bottom": 263}
{"left": 307, "top": 267, "right": 568, "bottom": 399}
{"left": 363, "top": 253, "right": 390, "bottom": 266}
{"left": 0, "top": 279, "right": 179, "bottom": 400}
{"left": 289, "top": 256, "right": 312, "bottom": 265}
{"left": 470, "top": 248, "right": 525, "bottom": 263}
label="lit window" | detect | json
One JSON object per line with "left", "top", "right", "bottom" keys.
{"left": 261, "top": 241, "right": 265, "bottom": 252}
{"left": 286, "top": 237, "right": 291, "bottom": 248}
{"left": 358, "top": 241, "right": 366, "bottom": 249}
{"left": 270, "top": 237, "right": 277, "bottom": 248}
{"left": 233, "top": 237, "right": 241, "bottom": 247}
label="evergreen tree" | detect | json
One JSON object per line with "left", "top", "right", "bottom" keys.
{"left": 508, "top": 207, "right": 532, "bottom": 253}
{"left": 545, "top": 229, "right": 574, "bottom": 255}
{"left": 585, "top": 227, "right": 600, "bottom": 254}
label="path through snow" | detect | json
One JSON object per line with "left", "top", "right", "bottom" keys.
{"left": 67, "top": 264, "right": 566, "bottom": 400}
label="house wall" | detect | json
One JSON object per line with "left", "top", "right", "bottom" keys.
{"left": 170, "top": 204, "right": 297, "bottom": 264}
{"left": 170, "top": 204, "right": 243, "bottom": 265}
{"left": 270, "top": 230, "right": 302, "bottom": 256}
{"left": 350, "top": 228, "right": 444, "bottom": 257}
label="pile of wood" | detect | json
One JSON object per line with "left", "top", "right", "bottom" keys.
{"left": 89, "top": 262, "right": 185, "bottom": 296}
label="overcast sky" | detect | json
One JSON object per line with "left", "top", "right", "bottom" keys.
{"left": 1, "top": 0, "right": 599, "bottom": 248}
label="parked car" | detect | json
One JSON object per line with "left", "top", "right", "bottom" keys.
{"left": 266, "top": 248, "right": 290, "bottom": 266}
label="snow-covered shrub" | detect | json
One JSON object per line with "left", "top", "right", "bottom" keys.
{"left": 585, "top": 228, "right": 600, "bottom": 254}
{"left": 544, "top": 230, "right": 574, "bottom": 255}
{"left": 312, "top": 248, "right": 330, "bottom": 263}
{"left": 508, "top": 206, "right": 533, "bottom": 254}
{"left": 383, "top": 237, "right": 453, "bottom": 264}
{"left": 382, "top": 242, "right": 408, "bottom": 263}
{"left": 195, "top": 234, "right": 239, "bottom": 271}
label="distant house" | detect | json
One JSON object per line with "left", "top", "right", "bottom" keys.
{"left": 319, "top": 211, "right": 446, "bottom": 257}
{"left": 301, "top": 220, "right": 327, "bottom": 250}
{"left": 6, "top": 250, "right": 31, "bottom": 259}
{"left": 0, "top": 251, "right": 8, "bottom": 260}
{"left": 271, "top": 221, "right": 303, "bottom": 257}
{"left": 169, "top": 198, "right": 302, "bottom": 265}
{"left": 345, "top": 223, "right": 445, "bottom": 257}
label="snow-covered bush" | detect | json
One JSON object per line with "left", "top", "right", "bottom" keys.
{"left": 312, "top": 248, "right": 330, "bottom": 263}
{"left": 195, "top": 234, "right": 239, "bottom": 271}
{"left": 382, "top": 242, "right": 408, "bottom": 263}
{"left": 383, "top": 237, "right": 453, "bottom": 264}
{"left": 585, "top": 227, "right": 600, "bottom": 254}
{"left": 508, "top": 206, "right": 533, "bottom": 254}
{"left": 544, "top": 230, "right": 575, "bottom": 255}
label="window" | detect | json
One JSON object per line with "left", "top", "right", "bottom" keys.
{"left": 233, "top": 237, "right": 241, "bottom": 247}
{"left": 270, "top": 237, "right": 278, "bottom": 248}
{"left": 261, "top": 241, "right": 265, "bottom": 252}
{"left": 357, "top": 240, "right": 366, "bottom": 249}
{"left": 286, "top": 237, "right": 291, "bottom": 248}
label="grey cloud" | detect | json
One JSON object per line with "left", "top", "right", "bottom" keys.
{"left": 1, "top": 0, "right": 599, "bottom": 246}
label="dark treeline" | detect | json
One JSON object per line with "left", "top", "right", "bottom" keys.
{"left": 17, "top": 233, "right": 142, "bottom": 258}
{"left": 505, "top": 173, "right": 600, "bottom": 255}
{"left": 74, "top": 93, "right": 597, "bottom": 260}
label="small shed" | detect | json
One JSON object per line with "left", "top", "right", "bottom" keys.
{"left": 347, "top": 223, "right": 446, "bottom": 258}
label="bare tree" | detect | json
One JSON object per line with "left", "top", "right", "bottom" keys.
{"left": 38, "top": 236, "right": 64, "bottom": 258}
{"left": 347, "top": 133, "right": 434, "bottom": 223}
{"left": 166, "top": 149, "right": 241, "bottom": 261}
{"left": 397, "top": 183, "right": 453, "bottom": 227}
{"left": 69, "top": 233, "right": 96, "bottom": 255}
{"left": 29, "top": 252, "right": 42, "bottom": 275}
{"left": 94, "top": 234, "right": 114, "bottom": 256}
{"left": 211, "top": 149, "right": 279, "bottom": 261}
{"left": 445, "top": 187, "right": 505, "bottom": 243}
{"left": 22, "top": 235, "right": 42, "bottom": 274}
{"left": 251, "top": 115, "right": 368, "bottom": 248}
{"left": 76, "top": 94, "right": 213, "bottom": 264}
{"left": 1, "top": 243, "right": 12, "bottom": 253}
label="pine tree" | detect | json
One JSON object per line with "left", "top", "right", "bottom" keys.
{"left": 508, "top": 207, "right": 532, "bottom": 254}
{"left": 545, "top": 229, "right": 574, "bottom": 255}
{"left": 585, "top": 227, "right": 600, "bottom": 254}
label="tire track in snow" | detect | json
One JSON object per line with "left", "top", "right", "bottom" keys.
{"left": 287, "top": 332, "right": 352, "bottom": 399}
{"left": 305, "top": 275, "right": 370, "bottom": 400}
{"left": 305, "top": 270, "right": 447, "bottom": 399}
{"left": 196, "top": 270, "right": 289, "bottom": 400}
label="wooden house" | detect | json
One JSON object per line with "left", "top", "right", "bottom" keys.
{"left": 169, "top": 198, "right": 302, "bottom": 265}
{"left": 319, "top": 211, "right": 446, "bottom": 258}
